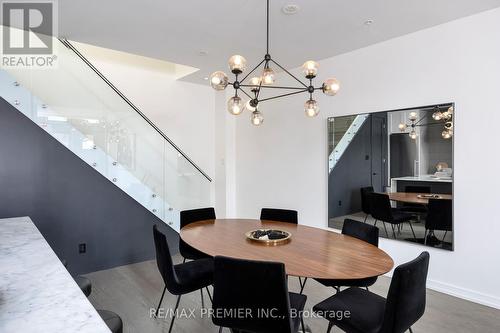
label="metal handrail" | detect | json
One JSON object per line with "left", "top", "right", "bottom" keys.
{"left": 58, "top": 38, "right": 212, "bottom": 182}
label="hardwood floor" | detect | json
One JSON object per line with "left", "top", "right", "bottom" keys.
{"left": 85, "top": 256, "right": 500, "bottom": 333}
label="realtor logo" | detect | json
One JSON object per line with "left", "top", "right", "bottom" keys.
{"left": 1, "top": 1, "right": 57, "bottom": 67}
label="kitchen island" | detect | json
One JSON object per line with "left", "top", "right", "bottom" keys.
{"left": 0, "top": 216, "right": 110, "bottom": 333}
{"left": 390, "top": 175, "right": 452, "bottom": 194}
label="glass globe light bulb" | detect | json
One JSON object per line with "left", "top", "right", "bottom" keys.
{"left": 228, "top": 55, "right": 247, "bottom": 74}
{"left": 409, "top": 111, "right": 418, "bottom": 121}
{"left": 447, "top": 106, "right": 454, "bottom": 115}
{"left": 304, "top": 99, "right": 319, "bottom": 117}
{"left": 262, "top": 67, "right": 275, "bottom": 85}
{"left": 209, "top": 71, "right": 228, "bottom": 91}
{"left": 251, "top": 110, "right": 264, "bottom": 126}
{"left": 409, "top": 130, "right": 417, "bottom": 140}
{"left": 442, "top": 130, "right": 452, "bottom": 139}
{"left": 322, "top": 78, "right": 340, "bottom": 96}
{"left": 249, "top": 77, "right": 261, "bottom": 91}
{"left": 302, "top": 61, "right": 319, "bottom": 78}
{"left": 227, "top": 96, "right": 244, "bottom": 115}
{"left": 398, "top": 123, "right": 407, "bottom": 131}
{"left": 432, "top": 112, "right": 442, "bottom": 121}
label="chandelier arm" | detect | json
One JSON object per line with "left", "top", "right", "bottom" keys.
{"left": 239, "top": 84, "right": 305, "bottom": 90}
{"left": 266, "top": 0, "right": 270, "bottom": 54}
{"left": 414, "top": 113, "right": 428, "bottom": 126}
{"left": 238, "top": 87, "right": 253, "bottom": 99}
{"left": 258, "top": 88, "right": 309, "bottom": 103}
{"left": 239, "top": 59, "right": 266, "bottom": 84}
{"left": 270, "top": 59, "right": 309, "bottom": 88}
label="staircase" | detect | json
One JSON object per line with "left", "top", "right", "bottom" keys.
{"left": 328, "top": 114, "right": 369, "bottom": 173}
{"left": 0, "top": 37, "right": 211, "bottom": 233}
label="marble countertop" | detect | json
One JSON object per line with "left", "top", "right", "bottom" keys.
{"left": 0, "top": 217, "right": 110, "bottom": 333}
{"left": 391, "top": 175, "right": 452, "bottom": 183}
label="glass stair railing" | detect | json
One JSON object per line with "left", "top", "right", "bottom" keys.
{"left": 328, "top": 114, "right": 369, "bottom": 173}
{"left": 0, "top": 35, "right": 211, "bottom": 232}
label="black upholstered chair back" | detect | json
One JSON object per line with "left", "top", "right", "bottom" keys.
{"left": 370, "top": 193, "right": 394, "bottom": 223}
{"left": 360, "top": 186, "right": 374, "bottom": 215}
{"left": 404, "top": 186, "right": 431, "bottom": 193}
{"left": 179, "top": 207, "right": 215, "bottom": 260}
{"left": 380, "top": 252, "right": 430, "bottom": 333}
{"left": 180, "top": 207, "right": 216, "bottom": 229}
{"left": 153, "top": 225, "right": 181, "bottom": 294}
{"left": 212, "top": 256, "right": 294, "bottom": 333}
{"left": 425, "top": 199, "right": 452, "bottom": 231}
{"left": 260, "top": 208, "right": 298, "bottom": 224}
{"left": 342, "top": 219, "right": 379, "bottom": 247}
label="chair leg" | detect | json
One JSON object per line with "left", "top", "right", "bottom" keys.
{"left": 182, "top": 258, "right": 187, "bottom": 264}
{"left": 374, "top": 219, "right": 377, "bottom": 227}
{"left": 301, "top": 317, "right": 306, "bottom": 333}
{"left": 218, "top": 326, "right": 223, "bottom": 333}
{"left": 206, "top": 286, "right": 213, "bottom": 303}
{"left": 364, "top": 214, "right": 368, "bottom": 223}
{"left": 155, "top": 285, "right": 167, "bottom": 317}
{"left": 168, "top": 295, "right": 182, "bottom": 333}
{"left": 408, "top": 221, "right": 417, "bottom": 241}
{"left": 299, "top": 277, "right": 308, "bottom": 294}
{"left": 442, "top": 231, "right": 448, "bottom": 242}
{"left": 409, "top": 327, "right": 414, "bottom": 333}
{"left": 382, "top": 222, "right": 389, "bottom": 237}
{"left": 327, "top": 321, "right": 334, "bottom": 333}
{"left": 424, "top": 229, "right": 428, "bottom": 245}
{"left": 391, "top": 224, "right": 397, "bottom": 239}
{"left": 200, "top": 288, "right": 205, "bottom": 308}
{"left": 366, "top": 287, "right": 369, "bottom": 291}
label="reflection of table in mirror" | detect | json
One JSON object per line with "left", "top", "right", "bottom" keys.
{"left": 388, "top": 192, "right": 452, "bottom": 205}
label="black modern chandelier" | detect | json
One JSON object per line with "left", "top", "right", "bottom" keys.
{"left": 209, "top": 0, "right": 340, "bottom": 125}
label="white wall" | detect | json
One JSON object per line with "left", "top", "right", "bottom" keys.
{"left": 233, "top": 8, "right": 500, "bottom": 308}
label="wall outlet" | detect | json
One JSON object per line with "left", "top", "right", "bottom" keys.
{"left": 338, "top": 200, "right": 342, "bottom": 206}
{"left": 79, "top": 243, "right": 86, "bottom": 254}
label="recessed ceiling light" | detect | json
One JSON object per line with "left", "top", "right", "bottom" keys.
{"left": 282, "top": 4, "right": 300, "bottom": 15}
{"left": 198, "top": 50, "right": 208, "bottom": 56}
{"left": 203, "top": 77, "right": 209, "bottom": 80}
{"left": 364, "top": 19, "right": 374, "bottom": 26}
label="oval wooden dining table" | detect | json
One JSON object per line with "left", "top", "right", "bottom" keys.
{"left": 388, "top": 192, "right": 452, "bottom": 205}
{"left": 180, "top": 219, "right": 394, "bottom": 280}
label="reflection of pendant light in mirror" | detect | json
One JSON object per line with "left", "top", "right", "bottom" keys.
{"left": 398, "top": 123, "right": 407, "bottom": 131}
{"left": 442, "top": 130, "right": 452, "bottom": 139}
{"left": 409, "top": 130, "right": 417, "bottom": 140}
{"left": 409, "top": 111, "right": 418, "bottom": 121}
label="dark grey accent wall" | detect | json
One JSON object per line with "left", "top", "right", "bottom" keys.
{"left": 328, "top": 116, "right": 373, "bottom": 220}
{"left": 0, "top": 98, "right": 178, "bottom": 275}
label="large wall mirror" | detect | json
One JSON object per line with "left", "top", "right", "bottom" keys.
{"left": 328, "top": 104, "right": 454, "bottom": 250}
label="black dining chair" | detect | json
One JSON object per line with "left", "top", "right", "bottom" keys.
{"left": 315, "top": 219, "right": 379, "bottom": 291}
{"left": 179, "top": 207, "right": 216, "bottom": 261}
{"left": 370, "top": 192, "right": 416, "bottom": 240}
{"left": 212, "top": 256, "right": 307, "bottom": 333}
{"left": 313, "top": 252, "right": 430, "bottom": 333}
{"left": 153, "top": 225, "right": 214, "bottom": 333}
{"left": 260, "top": 208, "right": 298, "bottom": 224}
{"left": 425, "top": 199, "right": 452, "bottom": 245}
{"left": 360, "top": 186, "right": 374, "bottom": 222}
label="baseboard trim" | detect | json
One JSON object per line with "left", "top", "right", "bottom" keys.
{"left": 426, "top": 279, "right": 500, "bottom": 310}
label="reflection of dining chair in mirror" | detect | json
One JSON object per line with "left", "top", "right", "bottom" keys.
{"left": 370, "top": 193, "right": 417, "bottom": 240}
{"left": 425, "top": 199, "right": 452, "bottom": 245}
{"left": 360, "top": 187, "right": 374, "bottom": 223}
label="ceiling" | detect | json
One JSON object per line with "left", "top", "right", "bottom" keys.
{"left": 56, "top": 0, "right": 500, "bottom": 83}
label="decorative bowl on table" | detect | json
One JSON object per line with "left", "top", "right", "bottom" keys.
{"left": 245, "top": 229, "right": 291, "bottom": 245}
